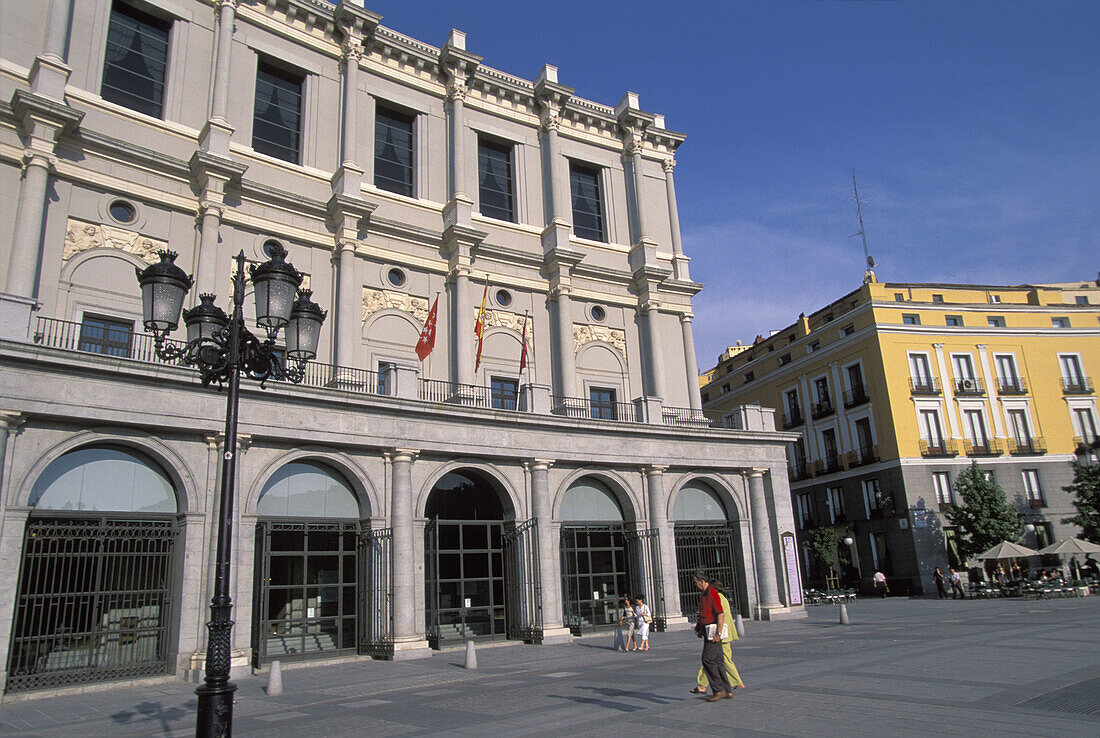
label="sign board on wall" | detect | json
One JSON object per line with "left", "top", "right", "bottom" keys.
{"left": 781, "top": 532, "right": 803, "bottom": 606}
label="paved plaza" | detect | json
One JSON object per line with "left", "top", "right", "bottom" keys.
{"left": 1, "top": 597, "right": 1097, "bottom": 737}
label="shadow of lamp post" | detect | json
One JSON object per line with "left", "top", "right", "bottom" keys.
{"left": 136, "top": 246, "right": 325, "bottom": 738}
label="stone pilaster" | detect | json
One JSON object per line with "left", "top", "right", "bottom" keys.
{"left": 680, "top": 313, "right": 702, "bottom": 411}
{"left": 644, "top": 465, "right": 686, "bottom": 626}
{"left": 747, "top": 469, "right": 784, "bottom": 618}
{"left": 529, "top": 459, "right": 572, "bottom": 643}
{"left": 387, "top": 449, "right": 431, "bottom": 659}
{"left": 663, "top": 158, "right": 691, "bottom": 281}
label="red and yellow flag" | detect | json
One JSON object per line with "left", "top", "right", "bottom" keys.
{"left": 415, "top": 294, "right": 438, "bottom": 361}
{"left": 519, "top": 310, "right": 528, "bottom": 373}
{"left": 474, "top": 275, "right": 488, "bottom": 371}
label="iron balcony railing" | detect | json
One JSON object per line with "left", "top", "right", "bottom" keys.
{"left": 783, "top": 409, "right": 804, "bottom": 429}
{"left": 954, "top": 377, "right": 985, "bottom": 396}
{"left": 1008, "top": 437, "right": 1046, "bottom": 455}
{"left": 1062, "top": 376, "right": 1094, "bottom": 394}
{"left": 810, "top": 399, "right": 835, "bottom": 420}
{"left": 843, "top": 384, "right": 870, "bottom": 408}
{"left": 813, "top": 454, "right": 844, "bottom": 476}
{"left": 1027, "top": 496, "right": 1046, "bottom": 509}
{"left": 997, "top": 377, "right": 1028, "bottom": 395}
{"left": 1073, "top": 436, "right": 1100, "bottom": 454}
{"left": 963, "top": 438, "right": 1003, "bottom": 456}
{"left": 847, "top": 445, "right": 878, "bottom": 467}
{"left": 417, "top": 378, "right": 493, "bottom": 408}
{"left": 919, "top": 439, "right": 959, "bottom": 458}
{"left": 909, "top": 377, "right": 940, "bottom": 395}
{"left": 788, "top": 460, "right": 811, "bottom": 482}
{"left": 661, "top": 406, "right": 714, "bottom": 427}
{"left": 551, "top": 396, "right": 638, "bottom": 423}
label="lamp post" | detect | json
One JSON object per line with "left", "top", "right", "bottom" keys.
{"left": 136, "top": 246, "right": 325, "bottom": 738}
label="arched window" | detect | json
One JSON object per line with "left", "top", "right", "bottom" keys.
{"left": 30, "top": 446, "right": 177, "bottom": 513}
{"left": 673, "top": 480, "right": 728, "bottom": 521}
{"left": 257, "top": 461, "right": 359, "bottom": 518}
{"left": 560, "top": 477, "right": 623, "bottom": 522}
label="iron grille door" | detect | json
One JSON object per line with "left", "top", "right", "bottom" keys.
{"left": 359, "top": 527, "right": 393, "bottom": 659}
{"left": 674, "top": 524, "right": 742, "bottom": 618}
{"left": 503, "top": 518, "right": 542, "bottom": 643}
{"left": 625, "top": 528, "right": 666, "bottom": 632}
{"left": 424, "top": 517, "right": 440, "bottom": 648}
{"left": 6, "top": 516, "right": 178, "bottom": 693}
{"left": 559, "top": 524, "right": 627, "bottom": 635}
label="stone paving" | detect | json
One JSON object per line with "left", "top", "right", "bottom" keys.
{"left": 1, "top": 596, "right": 1098, "bottom": 736}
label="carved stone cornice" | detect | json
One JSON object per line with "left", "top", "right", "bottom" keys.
{"left": 189, "top": 150, "right": 247, "bottom": 191}
{"left": 334, "top": 2, "right": 381, "bottom": 41}
{"left": 62, "top": 217, "right": 165, "bottom": 265}
{"left": 10, "top": 89, "right": 83, "bottom": 143}
{"left": 362, "top": 287, "right": 430, "bottom": 324}
{"left": 573, "top": 324, "right": 627, "bottom": 358}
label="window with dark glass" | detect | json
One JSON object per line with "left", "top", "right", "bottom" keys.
{"left": 569, "top": 163, "right": 605, "bottom": 241}
{"left": 374, "top": 106, "right": 414, "bottom": 196}
{"left": 101, "top": 2, "right": 170, "bottom": 118}
{"left": 253, "top": 61, "right": 303, "bottom": 163}
{"left": 491, "top": 376, "right": 518, "bottom": 410}
{"left": 477, "top": 138, "right": 514, "bottom": 221}
{"left": 376, "top": 361, "right": 395, "bottom": 395}
{"left": 79, "top": 314, "right": 133, "bottom": 357}
{"left": 589, "top": 387, "right": 616, "bottom": 420}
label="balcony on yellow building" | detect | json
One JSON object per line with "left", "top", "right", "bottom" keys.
{"left": 910, "top": 377, "right": 941, "bottom": 396}
{"left": 810, "top": 398, "right": 835, "bottom": 420}
{"left": 1062, "top": 376, "right": 1094, "bottom": 395}
{"left": 919, "top": 438, "right": 960, "bottom": 458}
{"left": 843, "top": 383, "right": 871, "bottom": 408}
{"left": 962, "top": 438, "right": 1003, "bottom": 456}
{"left": 847, "top": 445, "right": 879, "bottom": 467}
{"left": 783, "top": 408, "right": 805, "bottom": 429}
{"left": 996, "top": 376, "right": 1029, "bottom": 395}
{"left": 1007, "top": 437, "right": 1046, "bottom": 455}
{"left": 954, "top": 377, "right": 985, "bottom": 396}
{"left": 789, "top": 459, "right": 812, "bottom": 481}
{"left": 813, "top": 454, "right": 845, "bottom": 475}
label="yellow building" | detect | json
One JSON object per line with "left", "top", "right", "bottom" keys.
{"left": 701, "top": 277, "right": 1100, "bottom": 594}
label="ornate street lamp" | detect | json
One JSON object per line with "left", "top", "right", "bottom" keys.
{"left": 136, "top": 246, "right": 325, "bottom": 738}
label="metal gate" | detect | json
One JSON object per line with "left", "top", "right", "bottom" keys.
{"left": 674, "top": 524, "right": 742, "bottom": 617}
{"left": 252, "top": 521, "right": 359, "bottom": 666}
{"left": 625, "top": 528, "right": 666, "bottom": 632}
{"left": 503, "top": 518, "right": 542, "bottom": 643}
{"left": 559, "top": 524, "right": 629, "bottom": 634}
{"left": 424, "top": 517, "right": 507, "bottom": 648}
{"left": 6, "top": 516, "right": 179, "bottom": 693}
{"left": 359, "top": 527, "right": 393, "bottom": 659}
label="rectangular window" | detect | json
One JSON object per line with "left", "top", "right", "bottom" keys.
{"left": 1074, "top": 408, "right": 1098, "bottom": 443}
{"left": 721, "top": 383, "right": 730, "bottom": 393}
{"left": 376, "top": 361, "right": 395, "bottom": 395}
{"left": 1060, "top": 354, "right": 1085, "bottom": 386}
{"left": 933, "top": 472, "right": 953, "bottom": 506}
{"left": 478, "top": 138, "right": 514, "bottom": 221}
{"left": 945, "top": 315, "right": 962, "bottom": 327}
{"left": 855, "top": 418, "right": 874, "bottom": 457}
{"left": 809, "top": 341, "right": 820, "bottom": 352}
{"left": 253, "top": 61, "right": 303, "bottom": 163}
{"left": 842, "top": 324, "right": 855, "bottom": 336}
{"left": 953, "top": 354, "right": 975, "bottom": 382}
{"left": 909, "top": 354, "right": 932, "bottom": 384}
{"left": 862, "top": 478, "right": 881, "bottom": 517}
{"left": 743, "top": 371, "right": 754, "bottom": 384}
{"left": 1008, "top": 409, "right": 1032, "bottom": 446}
{"left": 78, "top": 314, "right": 133, "bottom": 357}
{"left": 491, "top": 376, "right": 519, "bottom": 410}
{"left": 932, "top": 294, "right": 944, "bottom": 303}
{"left": 102, "top": 2, "right": 170, "bottom": 118}
{"left": 872, "top": 532, "right": 891, "bottom": 575}
{"left": 822, "top": 428, "right": 838, "bottom": 462}
{"left": 1052, "top": 317, "right": 1069, "bottom": 328}
{"left": 589, "top": 386, "right": 616, "bottom": 420}
{"left": 989, "top": 294, "right": 1001, "bottom": 303}
{"left": 944, "top": 527, "right": 962, "bottom": 568}
{"left": 902, "top": 314, "right": 921, "bottom": 325}
{"left": 920, "top": 410, "right": 944, "bottom": 447}
{"left": 995, "top": 354, "right": 1020, "bottom": 389}
{"left": 785, "top": 389, "right": 801, "bottom": 423}
{"left": 963, "top": 409, "right": 988, "bottom": 448}
{"left": 894, "top": 293, "right": 904, "bottom": 302}
{"left": 988, "top": 316, "right": 1005, "bottom": 327}
{"left": 826, "top": 486, "right": 845, "bottom": 523}
{"left": 1034, "top": 522, "right": 1054, "bottom": 549}
{"left": 1022, "top": 469, "right": 1044, "bottom": 507}
{"left": 814, "top": 377, "right": 831, "bottom": 407}
{"left": 569, "top": 163, "right": 605, "bottom": 241}
{"left": 374, "top": 106, "right": 415, "bottom": 196}
{"left": 1076, "top": 296, "right": 1089, "bottom": 306}
{"left": 779, "top": 352, "right": 791, "bottom": 365}
{"left": 796, "top": 493, "right": 813, "bottom": 528}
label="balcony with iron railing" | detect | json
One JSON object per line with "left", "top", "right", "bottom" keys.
{"left": 919, "top": 438, "right": 959, "bottom": 458}
{"left": 789, "top": 460, "right": 812, "bottom": 482}
{"left": 963, "top": 438, "right": 1003, "bottom": 457}
{"left": 843, "top": 384, "right": 870, "bottom": 408}
{"left": 1027, "top": 495, "right": 1046, "bottom": 509}
{"left": 847, "top": 445, "right": 878, "bottom": 467}
{"left": 782, "top": 408, "right": 805, "bottom": 429}
{"left": 810, "top": 399, "right": 835, "bottom": 420}
{"left": 813, "top": 454, "right": 844, "bottom": 476}
{"left": 28, "top": 316, "right": 735, "bottom": 431}
{"left": 954, "top": 377, "right": 985, "bottom": 396}
{"left": 909, "top": 377, "right": 940, "bottom": 396}
{"left": 1008, "top": 436, "right": 1046, "bottom": 456}
{"left": 996, "top": 376, "right": 1028, "bottom": 395}
{"left": 1073, "top": 436, "right": 1100, "bottom": 455}
{"left": 1062, "top": 376, "right": 1094, "bottom": 394}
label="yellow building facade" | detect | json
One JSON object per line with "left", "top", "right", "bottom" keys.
{"left": 702, "top": 278, "right": 1100, "bottom": 594}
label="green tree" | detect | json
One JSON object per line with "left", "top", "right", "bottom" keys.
{"left": 1062, "top": 459, "right": 1100, "bottom": 544}
{"left": 944, "top": 462, "right": 1020, "bottom": 563}
{"left": 806, "top": 526, "right": 847, "bottom": 573}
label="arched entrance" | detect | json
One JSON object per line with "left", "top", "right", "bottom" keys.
{"left": 7, "top": 445, "right": 181, "bottom": 693}
{"left": 424, "top": 470, "right": 514, "bottom": 647}
{"left": 252, "top": 461, "right": 363, "bottom": 665}
{"left": 672, "top": 479, "right": 747, "bottom": 617}
{"left": 558, "top": 476, "right": 632, "bottom": 634}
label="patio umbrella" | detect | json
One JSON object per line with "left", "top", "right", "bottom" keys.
{"left": 975, "top": 541, "right": 1039, "bottom": 560}
{"left": 1036, "top": 538, "right": 1100, "bottom": 579}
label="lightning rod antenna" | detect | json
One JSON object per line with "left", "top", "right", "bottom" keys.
{"left": 850, "top": 169, "right": 876, "bottom": 283}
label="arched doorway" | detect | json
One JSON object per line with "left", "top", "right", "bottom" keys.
{"left": 252, "top": 461, "right": 363, "bottom": 665}
{"left": 672, "top": 479, "right": 747, "bottom": 617}
{"left": 558, "top": 476, "right": 632, "bottom": 634}
{"left": 7, "top": 445, "right": 181, "bottom": 693}
{"left": 423, "top": 470, "right": 513, "bottom": 647}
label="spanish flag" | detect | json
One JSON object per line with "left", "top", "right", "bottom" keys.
{"left": 474, "top": 275, "right": 488, "bottom": 371}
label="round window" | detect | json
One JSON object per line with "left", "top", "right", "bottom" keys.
{"left": 262, "top": 239, "right": 283, "bottom": 259}
{"left": 109, "top": 200, "right": 136, "bottom": 224}
{"left": 387, "top": 267, "right": 407, "bottom": 288}
{"left": 590, "top": 305, "right": 606, "bottom": 322}
{"left": 495, "top": 289, "right": 512, "bottom": 307}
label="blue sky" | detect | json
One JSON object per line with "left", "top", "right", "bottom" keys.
{"left": 360, "top": 0, "right": 1099, "bottom": 369}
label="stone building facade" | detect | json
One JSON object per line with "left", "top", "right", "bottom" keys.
{"left": 0, "top": 0, "right": 803, "bottom": 695}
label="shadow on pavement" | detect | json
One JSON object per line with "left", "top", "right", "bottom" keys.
{"left": 110, "top": 699, "right": 195, "bottom": 736}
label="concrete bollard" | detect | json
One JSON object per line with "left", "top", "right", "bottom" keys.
{"left": 464, "top": 639, "right": 478, "bottom": 669}
{"left": 734, "top": 612, "right": 745, "bottom": 638}
{"left": 839, "top": 603, "right": 850, "bottom": 625}
{"left": 266, "top": 659, "right": 284, "bottom": 696}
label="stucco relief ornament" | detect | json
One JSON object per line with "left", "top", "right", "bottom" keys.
{"left": 62, "top": 217, "right": 165, "bottom": 265}
{"left": 662, "top": 158, "right": 676, "bottom": 174}
{"left": 476, "top": 308, "right": 528, "bottom": 334}
{"left": 361, "top": 287, "right": 429, "bottom": 324}
{"left": 341, "top": 37, "right": 364, "bottom": 64}
{"left": 573, "top": 324, "right": 627, "bottom": 358}
{"left": 445, "top": 77, "right": 469, "bottom": 102}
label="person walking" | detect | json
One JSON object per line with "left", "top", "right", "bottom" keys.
{"left": 619, "top": 595, "right": 637, "bottom": 651}
{"left": 949, "top": 567, "right": 966, "bottom": 599}
{"left": 690, "top": 580, "right": 744, "bottom": 694}
{"left": 634, "top": 595, "right": 652, "bottom": 651}
{"left": 932, "top": 567, "right": 948, "bottom": 599}
{"left": 692, "top": 570, "right": 734, "bottom": 702}
{"left": 873, "top": 570, "right": 888, "bottom": 599}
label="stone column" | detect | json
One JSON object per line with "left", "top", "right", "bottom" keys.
{"left": 194, "top": 202, "right": 223, "bottom": 297}
{"left": 450, "top": 267, "right": 473, "bottom": 385}
{"left": 644, "top": 466, "right": 684, "bottom": 623}
{"left": 663, "top": 157, "right": 690, "bottom": 281}
{"left": 0, "top": 412, "right": 26, "bottom": 520}
{"left": 639, "top": 300, "right": 666, "bottom": 401}
{"left": 0, "top": 508, "right": 31, "bottom": 693}
{"left": 551, "top": 287, "right": 575, "bottom": 398}
{"left": 747, "top": 469, "right": 783, "bottom": 617}
{"left": 210, "top": 0, "right": 236, "bottom": 125}
{"left": 333, "top": 241, "right": 357, "bottom": 370}
{"left": 4, "top": 152, "right": 52, "bottom": 298}
{"left": 625, "top": 135, "right": 650, "bottom": 244}
{"left": 339, "top": 39, "right": 360, "bottom": 167}
{"left": 530, "top": 460, "right": 571, "bottom": 642}
{"left": 679, "top": 314, "right": 702, "bottom": 411}
{"left": 447, "top": 81, "right": 468, "bottom": 202}
{"left": 389, "top": 449, "right": 430, "bottom": 658}
{"left": 28, "top": 0, "right": 74, "bottom": 99}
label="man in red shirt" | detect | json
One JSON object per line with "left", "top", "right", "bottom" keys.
{"left": 693, "top": 569, "right": 733, "bottom": 701}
